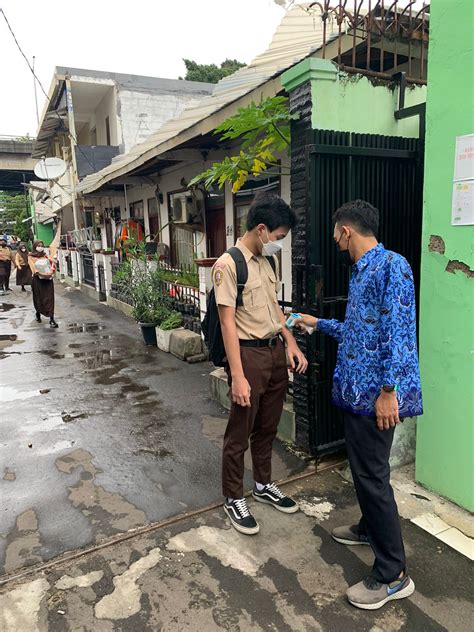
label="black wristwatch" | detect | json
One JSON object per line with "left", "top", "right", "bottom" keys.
{"left": 382, "top": 385, "right": 396, "bottom": 393}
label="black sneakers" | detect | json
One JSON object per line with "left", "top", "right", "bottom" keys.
{"left": 224, "top": 498, "right": 259, "bottom": 535}
{"left": 252, "top": 482, "right": 299, "bottom": 514}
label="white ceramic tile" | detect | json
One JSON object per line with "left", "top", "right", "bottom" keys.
{"left": 436, "top": 527, "right": 474, "bottom": 560}
{"left": 411, "top": 513, "right": 450, "bottom": 536}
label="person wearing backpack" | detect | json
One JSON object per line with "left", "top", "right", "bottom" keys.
{"left": 210, "top": 191, "right": 307, "bottom": 535}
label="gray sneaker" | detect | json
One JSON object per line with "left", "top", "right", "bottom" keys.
{"left": 347, "top": 574, "right": 415, "bottom": 610}
{"left": 332, "top": 525, "right": 370, "bottom": 546}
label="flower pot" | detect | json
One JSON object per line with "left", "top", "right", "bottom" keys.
{"left": 139, "top": 322, "right": 157, "bottom": 346}
{"left": 155, "top": 326, "right": 183, "bottom": 352}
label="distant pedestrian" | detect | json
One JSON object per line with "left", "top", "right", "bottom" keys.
{"left": 295, "top": 200, "right": 422, "bottom": 610}
{"left": 0, "top": 237, "right": 16, "bottom": 293}
{"left": 28, "top": 240, "right": 58, "bottom": 328}
{"left": 15, "top": 242, "right": 32, "bottom": 291}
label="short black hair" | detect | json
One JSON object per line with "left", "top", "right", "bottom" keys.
{"left": 246, "top": 191, "right": 297, "bottom": 232}
{"left": 333, "top": 199, "right": 379, "bottom": 237}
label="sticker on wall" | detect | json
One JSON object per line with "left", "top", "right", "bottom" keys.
{"left": 451, "top": 134, "right": 474, "bottom": 226}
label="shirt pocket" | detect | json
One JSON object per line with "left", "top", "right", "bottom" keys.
{"left": 267, "top": 274, "right": 280, "bottom": 305}
{"left": 243, "top": 279, "right": 267, "bottom": 311}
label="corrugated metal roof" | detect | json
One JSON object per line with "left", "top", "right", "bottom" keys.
{"left": 78, "top": 4, "right": 335, "bottom": 195}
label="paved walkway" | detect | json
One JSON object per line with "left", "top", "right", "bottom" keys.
{"left": 1, "top": 469, "right": 472, "bottom": 631}
{"left": 0, "top": 282, "right": 303, "bottom": 576}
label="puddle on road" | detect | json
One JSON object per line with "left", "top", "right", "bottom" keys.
{"left": 67, "top": 322, "right": 105, "bottom": 333}
{"left": 0, "top": 303, "right": 15, "bottom": 312}
{"left": 0, "top": 385, "right": 41, "bottom": 403}
{"left": 39, "top": 348, "right": 114, "bottom": 369}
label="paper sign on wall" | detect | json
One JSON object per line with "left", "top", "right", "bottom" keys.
{"left": 451, "top": 134, "right": 474, "bottom": 226}
{"left": 451, "top": 181, "right": 474, "bottom": 226}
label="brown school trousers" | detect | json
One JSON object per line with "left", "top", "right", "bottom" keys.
{"left": 222, "top": 338, "right": 288, "bottom": 499}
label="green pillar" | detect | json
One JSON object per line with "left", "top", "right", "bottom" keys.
{"left": 416, "top": 0, "right": 474, "bottom": 511}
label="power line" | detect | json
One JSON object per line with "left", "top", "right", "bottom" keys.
{"left": 0, "top": 7, "right": 98, "bottom": 174}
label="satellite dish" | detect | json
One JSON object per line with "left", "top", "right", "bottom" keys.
{"left": 34, "top": 157, "right": 67, "bottom": 180}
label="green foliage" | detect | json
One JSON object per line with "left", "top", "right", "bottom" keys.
{"left": 180, "top": 58, "right": 245, "bottom": 84}
{"left": 13, "top": 207, "right": 30, "bottom": 242}
{"left": 132, "top": 300, "right": 170, "bottom": 326}
{"left": 156, "top": 267, "right": 199, "bottom": 289}
{"left": 188, "top": 96, "right": 297, "bottom": 192}
{"left": 159, "top": 311, "right": 183, "bottom": 331}
{"left": 113, "top": 235, "right": 199, "bottom": 325}
{"left": 0, "top": 191, "right": 29, "bottom": 238}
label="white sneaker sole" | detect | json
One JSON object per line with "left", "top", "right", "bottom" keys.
{"left": 252, "top": 492, "right": 299, "bottom": 514}
{"left": 332, "top": 534, "right": 371, "bottom": 546}
{"left": 347, "top": 578, "right": 416, "bottom": 610}
{"left": 223, "top": 506, "right": 260, "bottom": 535}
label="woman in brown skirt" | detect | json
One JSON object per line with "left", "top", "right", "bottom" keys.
{"left": 28, "top": 240, "right": 58, "bottom": 328}
{"left": 15, "top": 242, "right": 33, "bottom": 291}
{"left": 0, "top": 237, "right": 16, "bottom": 293}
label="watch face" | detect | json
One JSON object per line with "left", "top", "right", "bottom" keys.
{"left": 383, "top": 385, "right": 395, "bottom": 392}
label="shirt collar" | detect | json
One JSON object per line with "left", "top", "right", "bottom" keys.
{"left": 354, "top": 243, "right": 385, "bottom": 273}
{"left": 236, "top": 239, "right": 258, "bottom": 262}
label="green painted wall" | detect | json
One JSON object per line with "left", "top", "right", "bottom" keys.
{"left": 282, "top": 58, "right": 426, "bottom": 137}
{"left": 29, "top": 196, "right": 54, "bottom": 245}
{"left": 36, "top": 222, "right": 54, "bottom": 246}
{"left": 416, "top": 0, "right": 474, "bottom": 511}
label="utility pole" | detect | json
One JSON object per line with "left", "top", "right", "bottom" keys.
{"left": 65, "top": 76, "right": 80, "bottom": 231}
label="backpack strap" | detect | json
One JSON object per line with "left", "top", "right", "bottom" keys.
{"left": 266, "top": 255, "right": 277, "bottom": 276}
{"left": 227, "top": 246, "right": 248, "bottom": 307}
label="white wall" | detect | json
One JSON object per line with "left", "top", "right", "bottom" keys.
{"left": 93, "top": 88, "right": 119, "bottom": 146}
{"left": 117, "top": 91, "right": 212, "bottom": 154}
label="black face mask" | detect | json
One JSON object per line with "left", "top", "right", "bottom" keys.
{"left": 335, "top": 233, "right": 353, "bottom": 266}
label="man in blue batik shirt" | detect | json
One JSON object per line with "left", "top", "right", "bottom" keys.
{"left": 296, "top": 199, "right": 422, "bottom": 611}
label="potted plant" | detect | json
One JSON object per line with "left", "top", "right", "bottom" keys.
{"left": 155, "top": 310, "right": 183, "bottom": 352}
{"left": 132, "top": 300, "right": 170, "bottom": 346}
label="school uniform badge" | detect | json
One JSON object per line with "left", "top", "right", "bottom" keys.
{"left": 214, "top": 269, "right": 224, "bottom": 286}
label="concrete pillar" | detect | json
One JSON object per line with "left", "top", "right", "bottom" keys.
{"left": 102, "top": 253, "right": 115, "bottom": 296}
{"left": 93, "top": 253, "right": 101, "bottom": 291}
{"left": 57, "top": 250, "right": 66, "bottom": 278}
{"left": 197, "top": 263, "right": 214, "bottom": 326}
{"left": 224, "top": 182, "right": 234, "bottom": 249}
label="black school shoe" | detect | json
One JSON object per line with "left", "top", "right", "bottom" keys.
{"left": 223, "top": 498, "right": 259, "bottom": 535}
{"left": 252, "top": 482, "right": 299, "bottom": 514}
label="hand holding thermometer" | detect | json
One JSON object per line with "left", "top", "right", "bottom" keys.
{"left": 285, "top": 313, "right": 315, "bottom": 335}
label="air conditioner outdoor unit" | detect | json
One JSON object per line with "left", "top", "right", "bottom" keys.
{"left": 172, "top": 194, "right": 194, "bottom": 223}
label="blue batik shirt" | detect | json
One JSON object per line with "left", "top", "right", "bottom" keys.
{"left": 317, "top": 244, "right": 423, "bottom": 417}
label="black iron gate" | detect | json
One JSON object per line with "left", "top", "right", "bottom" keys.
{"left": 293, "top": 130, "right": 423, "bottom": 457}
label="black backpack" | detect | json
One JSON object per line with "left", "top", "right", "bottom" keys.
{"left": 202, "top": 247, "right": 276, "bottom": 367}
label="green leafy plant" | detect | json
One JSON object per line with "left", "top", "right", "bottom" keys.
{"left": 157, "top": 267, "right": 199, "bottom": 288}
{"left": 189, "top": 96, "right": 297, "bottom": 192}
{"left": 159, "top": 311, "right": 183, "bottom": 331}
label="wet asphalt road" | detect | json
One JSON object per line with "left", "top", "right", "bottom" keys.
{"left": 0, "top": 282, "right": 304, "bottom": 576}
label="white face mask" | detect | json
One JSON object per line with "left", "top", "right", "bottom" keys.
{"left": 36, "top": 246, "right": 45, "bottom": 252}
{"left": 260, "top": 228, "right": 283, "bottom": 257}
